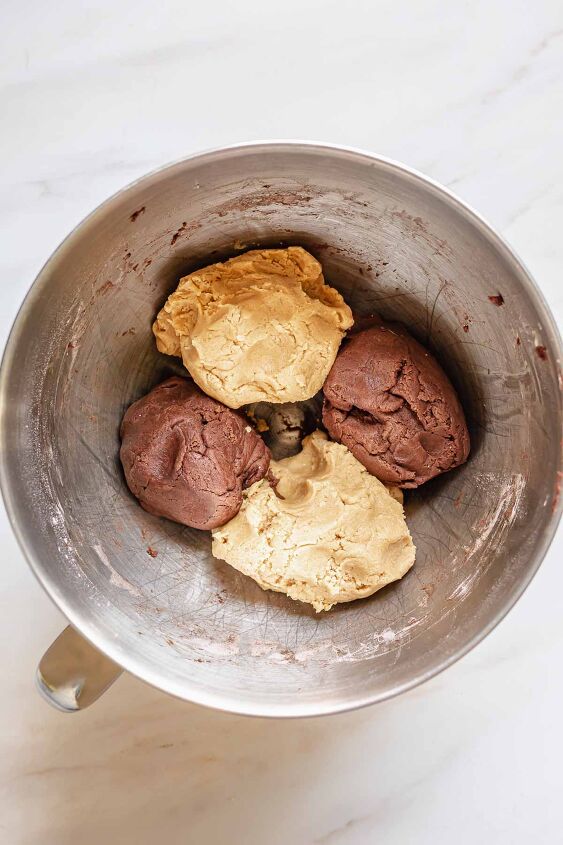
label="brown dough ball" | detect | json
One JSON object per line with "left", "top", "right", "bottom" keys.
{"left": 322, "top": 322, "right": 470, "bottom": 487}
{"left": 120, "top": 377, "right": 271, "bottom": 530}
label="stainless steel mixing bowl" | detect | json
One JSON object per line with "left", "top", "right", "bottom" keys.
{"left": 1, "top": 143, "right": 561, "bottom": 716}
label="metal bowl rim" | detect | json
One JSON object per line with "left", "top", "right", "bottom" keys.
{"left": 1, "top": 140, "right": 561, "bottom": 717}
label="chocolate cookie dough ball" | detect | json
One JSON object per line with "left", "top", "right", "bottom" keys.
{"left": 120, "top": 377, "right": 271, "bottom": 530}
{"left": 322, "top": 323, "right": 470, "bottom": 487}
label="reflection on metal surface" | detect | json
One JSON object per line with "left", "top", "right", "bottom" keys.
{"left": 37, "top": 626, "right": 122, "bottom": 711}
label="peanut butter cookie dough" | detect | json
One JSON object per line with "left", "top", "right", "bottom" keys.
{"left": 153, "top": 247, "right": 353, "bottom": 408}
{"left": 212, "top": 431, "right": 415, "bottom": 611}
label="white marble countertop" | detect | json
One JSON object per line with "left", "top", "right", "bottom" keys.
{"left": 1, "top": 1, "right": 562, "bottom": 843}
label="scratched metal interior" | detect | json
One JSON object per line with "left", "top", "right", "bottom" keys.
{"left": 5, "top": 145, "right": 561, "bottom": 714}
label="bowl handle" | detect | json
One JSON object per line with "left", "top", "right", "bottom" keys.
{"left": 36, "top": 626, "right": 123, "bottom": 711}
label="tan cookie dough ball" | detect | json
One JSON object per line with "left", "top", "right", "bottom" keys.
{"left": 212, "top": 431, "right": 415, "bottom": 611}
{"left": 153, "top": 247, "right": 353, "bottom": 409}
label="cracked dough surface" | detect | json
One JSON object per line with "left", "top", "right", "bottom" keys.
{"left": 153, "top": 247, "right": 353, "bottom": 409}
{"left": 212, "top": 431, "right": 415, "bottom": 611}
{"left": 323, "top": 321, "right": 470, "bottom": 487}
